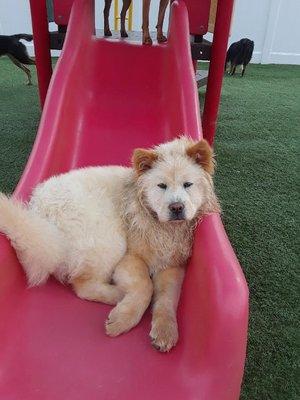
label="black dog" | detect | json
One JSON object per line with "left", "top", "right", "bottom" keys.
{"left": 225, "top": 38, "right": 254, "bottom": 77}
{"left": 0, "top": 34, "right": 35, "bottom": 85}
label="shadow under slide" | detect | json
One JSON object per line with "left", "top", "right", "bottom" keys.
{"left": 0, "top": 1, "right": 248, "bottom": 399}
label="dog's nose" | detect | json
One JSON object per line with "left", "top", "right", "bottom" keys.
{"left": 168, "top": 202, "right": 185, "bottom": 214}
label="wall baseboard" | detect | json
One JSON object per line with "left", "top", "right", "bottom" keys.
{"left": 266, "top": 52, "right": 300, "bottom": 65}
{"left": 26, "top": 43, "right": 61, "bottom": 58}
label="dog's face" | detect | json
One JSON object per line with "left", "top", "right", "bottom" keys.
{"left": 132, "top": 137, "right": 220, "bottom": 223}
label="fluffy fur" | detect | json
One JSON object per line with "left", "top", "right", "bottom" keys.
{"left": 0, "top": 137, "right": 220, "bottom": 351}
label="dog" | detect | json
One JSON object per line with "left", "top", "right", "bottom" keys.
{"left": 0, "top": 34, "right": 35, "bottom": 85}
{"left": 225, "top": 38, "right": 254, "bottom": 76}
{"left": 0, "top": 137, "right": 219, "bottom": 352}
{"left": 143, "top": 0, "right": 170, "bottom": 45}
{"left": 103, "top": 0, "right": 132, "bottom": 38}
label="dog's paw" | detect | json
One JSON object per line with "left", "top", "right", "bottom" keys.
{"left": 157, "top": 34, "right": 167, "bottom": 44}
{"left": 120, "top": 30, "right": 128, "bottom": 38}
{"left": 105, "top": 305, "right": 137, "bottom": 337}
{"left": 142, "top": 35, "right": 153, "bottom": 45}
{"left": 150, "top": 317, "right": 178, "bottom": 352}
{"left": 104, "top": 29, "right": 112, "bottom": 37}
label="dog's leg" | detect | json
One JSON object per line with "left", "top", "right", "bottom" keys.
{"left": 23, "top": 65, "right": 32, "bottom": 85}
{"left": 156, "top": 0, "right": 169, "bottom": 43}
{"left": 27, "top": 57, "right": 36, "bottom": 65}
{"left": 150, "top": 267, "right": 184, "bottom": 352}
{"left": 105, "top": 254, "right": 153, "bottom": 336}
{"left": 120, "top": 0, "right": 132, "bottom": 38}
{"left": 104, "top": 0, "right": 113, "bottom": 37}
{"left": 7, "top": 54, "right": 32, "bottom": 85}
{"left": 71, "top": 273, "right": 124, "bottom": 305}
{"left": 242, "top": 64, "right": 246, "bottom": 77}
{"left": 142, "top": 0, "right": 153, "bottom": 45}
{"left": 230, "top": 64, "right": 236, "bottom": 76}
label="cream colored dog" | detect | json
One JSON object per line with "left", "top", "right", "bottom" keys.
{"left": 0, "top": 136, "right": 219, "bottom": 352}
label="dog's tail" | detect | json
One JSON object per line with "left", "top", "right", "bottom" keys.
{"left": 12, "top": 34, "right": 33, "bottom": 42}
{"left": 0, "top": 194, "right": 65, "bottom": 286}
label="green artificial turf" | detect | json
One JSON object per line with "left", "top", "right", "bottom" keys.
{"left": 0, "top": 59, "right": 40, "bottom": 192}
{"left": 0, "top": 57, "right": 299, "bottom": 399}
{"left": 200, "top": 63, "right": 300, "bottom": 399}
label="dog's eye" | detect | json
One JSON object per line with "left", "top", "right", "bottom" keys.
{"left": 183, "top": 182, "right": 193, "bottom": 188}
{"left": 157, "top": 183, "right": 167, "bottom": 190}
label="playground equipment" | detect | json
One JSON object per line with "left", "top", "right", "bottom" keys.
{"left": 0, "top": 1, "right": 248, "bottom": 399}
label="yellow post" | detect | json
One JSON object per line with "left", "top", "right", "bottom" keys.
{"left": 114, "top": 0, "right": 133, "bottom": 32}
{"left": 114, "top": 0, "right": 119, "bottom": 31}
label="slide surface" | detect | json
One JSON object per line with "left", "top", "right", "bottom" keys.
{"left": 0, "top": 1, "right": 248, "bottom": 399}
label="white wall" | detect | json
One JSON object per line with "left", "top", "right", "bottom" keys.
{"left": 0, "top": 0, "right": 58, "bottom": 56}
{"left": 227, "top": 0, "right": 300, "bottom": 64}
{"left": 0, "top": 1, "right": 32, "bottom": 35}
{"left": 0, "top": 0, "right": 299, "bottom": 64}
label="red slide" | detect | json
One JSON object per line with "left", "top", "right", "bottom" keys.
{"left": 0, "top": 1, "right": 248, "bottom": 399}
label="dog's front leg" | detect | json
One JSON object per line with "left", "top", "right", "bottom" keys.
{"left": 150, "top": 266, "right": 185, "bottom": 352}
{"left": 120, "top": 0, "right": 132, "bottom": 38}
{"left": 156, "top": 0, "right": 169, "bottom": 43}
{"left": 142, "top": 0, "right": 153, "bottom": 45}
{"left": 105, "top": 254, "right": 153, "bottom": 337}
{"left": 103, "top": 0, "right": 113, "bottom": 36}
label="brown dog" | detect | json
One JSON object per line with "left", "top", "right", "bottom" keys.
{"left": 142, "top": 0, "right": 170, "bottom": 45}
{"left": 104, "top": 0, "right": 132, "bottom": 38}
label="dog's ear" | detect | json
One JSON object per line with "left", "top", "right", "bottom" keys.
{"left": 132, "top": 149, "right": 158, "bottom": 175}
{"left": 186, "top": 139, "right": 215, "bottom": 175}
